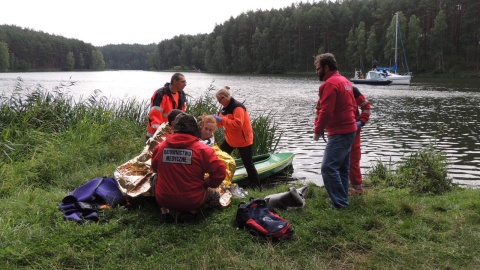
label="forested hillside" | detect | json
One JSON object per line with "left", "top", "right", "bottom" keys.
{"left": 99, "top": 43, "right": 157, "bottom": 70}
{"left": 0, "top": 25, "right": 105, "bottom": 71}
{"left": 1, "top": 0, "right": 479, "bottom": 75}
{"left": 155, "top": 0, "right": 479, "bottom": 74}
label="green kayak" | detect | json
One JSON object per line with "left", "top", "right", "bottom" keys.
{"left": 232, "top": 152, "right": 294, "bottom": 185}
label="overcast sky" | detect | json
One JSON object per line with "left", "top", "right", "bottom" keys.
{"left": 1, "top": 0, "right": 303, "bottom": 46}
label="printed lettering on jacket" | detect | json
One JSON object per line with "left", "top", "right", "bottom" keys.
{"left": 162, "top": 148, "right": 193, "bottom": 164}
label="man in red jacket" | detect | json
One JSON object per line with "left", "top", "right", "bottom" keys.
{"left": 151, "top": 113, "right": 227, "bottom": 221}
{"left": 313, "top": 53, "right": 357, "bottom": 208}
{"left": 350, "top": 87, "right": 371, "bottom": 195}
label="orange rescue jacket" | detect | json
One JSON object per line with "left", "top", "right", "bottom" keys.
{"left": 147, "top": 83, "right": 187, "bottom": 137}
{"left": 217, "top": 98, "right": 253, "bottom": 148}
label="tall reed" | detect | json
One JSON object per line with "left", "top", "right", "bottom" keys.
{"left": 0, "top": 82, "right": 283, "bottom": 195}
{"left": 0, "top": 85, "right": 146, "bottom": 194}
{"left": 251, "top": 112, "right": 282, "bottom": 155}
{"left": 186, "top": 84, "right": 283, "bottom": 157}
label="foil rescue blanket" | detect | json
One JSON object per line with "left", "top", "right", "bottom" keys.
{"left": 114, "top": 124, "right": 236, "bottom": 201}
{"left": 114, "top": 123, "right": 171, "bottom": 197}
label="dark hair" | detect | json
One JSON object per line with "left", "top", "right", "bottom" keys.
{"left": 168, "top": 109, "right": 183, "bottom": 126}
{"left": 170, "top": 73, "right": 185, "bottom": 84}
{"left": 173, "top": 113, "right": 200, "bottom": 137}
{"left": 316, "top": 53, "right": 338, "bottom": 71}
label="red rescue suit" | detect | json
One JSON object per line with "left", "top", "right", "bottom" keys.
{"left": 350, "top": 87, "right": 371, "bottom": 186}
{"left": 152, "top": 133, "right": 226, "bottom": 212}
{"left": 314, "top": 71, "right": 357, "bottom": 137}
{"left": 147, "top": 84, "right": 187, "bottom": 138}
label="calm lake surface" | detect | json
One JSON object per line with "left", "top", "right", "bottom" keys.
{"left": 1, "top": 71, "right": 479, "bottom": 188}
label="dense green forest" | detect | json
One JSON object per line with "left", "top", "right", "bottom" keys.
{"left": 100, "top": 43, "right": 157, "bottom": 70}
{"left": 0, "top": 25, "right": 105, "bottom": 71}
{"left": 1, "top": 0, "right": 479, "bottom": 75}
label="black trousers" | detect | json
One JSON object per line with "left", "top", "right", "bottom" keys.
{"left": 220, "top": 141, "right": 260, "bottom": 186}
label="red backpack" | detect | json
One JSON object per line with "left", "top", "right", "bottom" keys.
{"left": 236, "top": 198, "right": 294, "bottom": 239}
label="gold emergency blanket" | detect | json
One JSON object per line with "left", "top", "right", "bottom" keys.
{"left": 114, "top": 124, "right": 236, "bottom": 202}
{"left": 207, "top": 145, "right": 236, "bottom": 207}
{"left": 114, "top": 123, "right": 172, "bottom": 197}
{"left": 212, "top": 144, "right": 236, "bottom": 187}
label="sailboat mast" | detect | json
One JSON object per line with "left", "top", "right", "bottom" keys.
{"left": 395, "top": 12, "right": 398, "bottom": 69}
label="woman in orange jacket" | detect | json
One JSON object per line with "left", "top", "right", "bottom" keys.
{"left": 213, "top": 86, "right": 260, "bottom": 188}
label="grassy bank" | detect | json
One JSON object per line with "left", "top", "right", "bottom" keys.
{"left": 1, "top": 87, "right": 479, "bottom": 269}
{"left": 2, "top": 182, "right": 480, "bottom": 269}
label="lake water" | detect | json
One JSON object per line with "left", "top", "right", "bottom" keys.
{"left": 1, "top": 71, "right": 479, "bottom": 188}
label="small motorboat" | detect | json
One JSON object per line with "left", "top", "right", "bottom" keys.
{"left": 232, "top": 152, "right": 295, "bottom": 185}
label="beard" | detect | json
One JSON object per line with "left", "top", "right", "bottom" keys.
{"left": 318, "top": 69, "right": 326, "bottom": 81}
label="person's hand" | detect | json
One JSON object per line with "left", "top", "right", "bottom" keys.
{"left": 213, "top": 114, "right": 223, "bottom": 122}
{"left": 313, "top": 133, "right": 321, "bottom": 141}
{"left": 356, "top": 121, "right": 363, "bottom": 128}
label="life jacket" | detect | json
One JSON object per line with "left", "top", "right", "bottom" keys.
{"left": 147, "top": 83, "right": 187, "bottom": 137}
{"left": 221, "top": 97, "right": 246, "bottom": 115}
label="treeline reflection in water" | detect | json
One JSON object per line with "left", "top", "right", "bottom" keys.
{"left": 1, "top": 71, "right": 479, "bottom": 188}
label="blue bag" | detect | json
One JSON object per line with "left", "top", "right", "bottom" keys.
{"left": 59, "top": 177, "right": 125, "bottom": 223}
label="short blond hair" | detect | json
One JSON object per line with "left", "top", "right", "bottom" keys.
{"left": 215, "top": 86, "right": 231, "bottom": 98}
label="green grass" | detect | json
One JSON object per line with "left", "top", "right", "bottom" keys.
{"left": 2, "top": 184, "right": 480, "bottom": 269}
{"left": 1, "top": 85, "right": 480, "bottom": 269}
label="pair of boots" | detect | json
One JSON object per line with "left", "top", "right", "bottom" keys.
{"left": 264, "top": 186, "right": 308, "bottom": 210}
{"left": 349, "top": 184, "right": 363, "bottom": 195}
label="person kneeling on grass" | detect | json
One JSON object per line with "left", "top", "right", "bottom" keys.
{"left": 151, "top": 113, "right": 227, "bottom": 222}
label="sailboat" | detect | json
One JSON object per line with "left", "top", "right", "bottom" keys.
{"left": 376, "top": 12, "right": 412, "bottom": 85}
